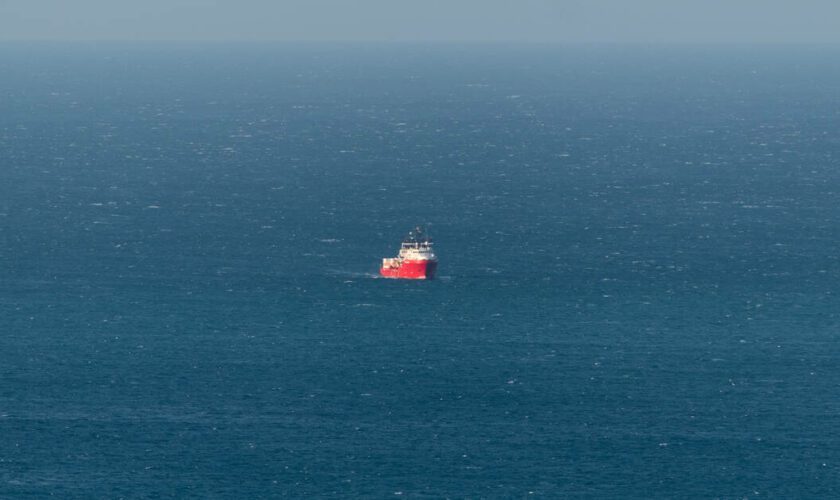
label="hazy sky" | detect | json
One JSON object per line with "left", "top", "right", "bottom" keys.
{"left": 1, "top": 0, "right": 838, "bottom": 43}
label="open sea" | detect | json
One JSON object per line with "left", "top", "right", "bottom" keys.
{"left": 2, "top": 44, "right": 840, "bottom": 498}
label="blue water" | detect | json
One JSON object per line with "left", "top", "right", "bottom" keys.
{"left": 2, "top": 44, "right": 840, "bottom": 497}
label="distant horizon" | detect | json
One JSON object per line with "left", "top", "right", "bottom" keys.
{"left": 2, "top": 0, "right": 840, "bottom": 44}
{"left": 3, "top": 40, "right": 840, "bottom": 47}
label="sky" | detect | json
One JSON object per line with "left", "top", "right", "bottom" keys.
{"left": 0, "top": 0, "right": 838, "bottom": 43}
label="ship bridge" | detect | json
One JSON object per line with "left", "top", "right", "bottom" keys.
{"left": 397, "top": 226, "right": 436, "bottom": 260}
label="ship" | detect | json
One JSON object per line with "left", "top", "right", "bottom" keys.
{"left": 380, "top": 226, "right": 438, "bottom": 280}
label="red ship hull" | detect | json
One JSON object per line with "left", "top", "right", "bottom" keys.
{"left": 380, "top": 259, "right": 437, "bottom": 280}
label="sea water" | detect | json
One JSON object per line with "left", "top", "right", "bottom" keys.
{"left": 1, "top": 43, "right": 840, "bottom": 497}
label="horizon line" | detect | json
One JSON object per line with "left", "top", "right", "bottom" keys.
{"left": 2, "top": 39, "right": 840, "bottom": 46}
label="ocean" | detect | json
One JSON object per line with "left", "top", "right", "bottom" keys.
{"left": 2, "top": 43, "right": 840, "bottom": 497}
